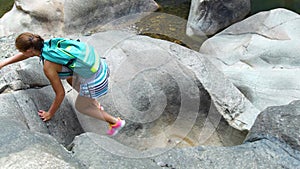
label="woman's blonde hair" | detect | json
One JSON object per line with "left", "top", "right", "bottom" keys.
{"left": 15, "top": 32, "right": 44, "bottom": 52}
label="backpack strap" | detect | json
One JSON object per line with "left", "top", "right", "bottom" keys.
{"left": 57, "top": 67, "right": 73, "bottom": 78}
{"left": 40, "top": 40, "right": 74, "bottom": 78}
{"left": 65, "top": 58, "right": 76, "bottom": 68}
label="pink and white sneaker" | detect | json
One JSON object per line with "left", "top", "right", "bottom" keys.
{"left": 107, "top": 118, "right": 126, "bottom": 136}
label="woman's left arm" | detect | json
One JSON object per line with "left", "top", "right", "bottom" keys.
{"left": 0, "top": 53, "right": 30, "bottom": 69}
{"left": 38, "top": 60, "right": 65, "bottom": 121}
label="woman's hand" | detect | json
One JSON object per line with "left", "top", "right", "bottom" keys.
{"left": 38, "top": 110, "right": 54, "bottom": 121}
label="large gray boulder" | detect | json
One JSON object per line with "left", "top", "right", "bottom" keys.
{"left": 0, "top": 69, "right": 84, "bottom": 168}
{"left": 0, "top": 0, "right": 159, "bottom": 37}
{"left": 0, "top": 0, "right": 65, "bottom": 37}
{"left": 0, "top": 56, "right": 84, "bottom": 167}
{"left": 65, "top": 30, "right": 257, "bottom": 156}
{"left": 151, "top": 138, "right": 300, "bottom": 169}
{"left": 0, "top": 119, "right": 83, "bottom": 169}
{"left": 200, "top": 8, "right": 300, "bottom": 111}
{"left": 246, "top": 100, "right": 300, "bottom": 152}
{"left": 0, "top": 57, "right": 84, "bottom": 147}
{"left": 0, "top": 57, "right": 48, "bottom": 93}
{"left": 70, "top": 133, "right": 162, "bottom": 169}
{"left": 64, "top": 0, "right": 159, "bottom": 34}
{"left": 186, "top": 0, "right": 251, "bottom": 37}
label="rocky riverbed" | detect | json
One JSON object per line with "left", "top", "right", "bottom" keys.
{"left": 0, "top": 29, "right": 299, "bottom": 168}
{"left": 0, "top": 0, "right": 299, "bottom": 168}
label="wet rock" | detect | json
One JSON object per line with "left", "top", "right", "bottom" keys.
{"left": 186, "top": 0, "right": 250, "bottom": 36}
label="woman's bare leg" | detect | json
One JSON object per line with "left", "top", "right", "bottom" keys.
{"left": 75, "top": 95, "right": 117, "bottom": 124}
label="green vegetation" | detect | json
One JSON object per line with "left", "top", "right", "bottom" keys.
{"left": 0, "top": 0, "right": 14, "bottom": 18}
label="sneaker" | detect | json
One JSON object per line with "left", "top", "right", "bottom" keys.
{"left": 107, "top": 118, "right": 126, "bottom": 136}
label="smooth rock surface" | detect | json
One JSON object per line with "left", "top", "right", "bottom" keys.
{"left": 200, "top": 8, "right": 300, "bottom": 111}
{"left": 0, "top": 0, "right": 159, "bottom": 37}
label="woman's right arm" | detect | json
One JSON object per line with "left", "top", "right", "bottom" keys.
{"left": 0, "top": 53, "right": 30, "bottom": 69}
{"left": 38, "top": 60, "right": 65, "bottom": 121}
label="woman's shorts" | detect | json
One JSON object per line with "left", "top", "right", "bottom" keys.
{"left": 79, "top": 59, "right": 110, "bottom": 99}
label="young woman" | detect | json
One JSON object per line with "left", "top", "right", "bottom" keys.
{"left": 0, "top": 32, "right": 125, "bottom": 136}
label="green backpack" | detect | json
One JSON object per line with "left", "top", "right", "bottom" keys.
{"left": 41, "top": 38, "right": 100, "bottom": 78}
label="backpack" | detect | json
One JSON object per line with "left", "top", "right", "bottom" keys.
{"left": 41, "top": 38, "right": 100, "bottom": 78}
